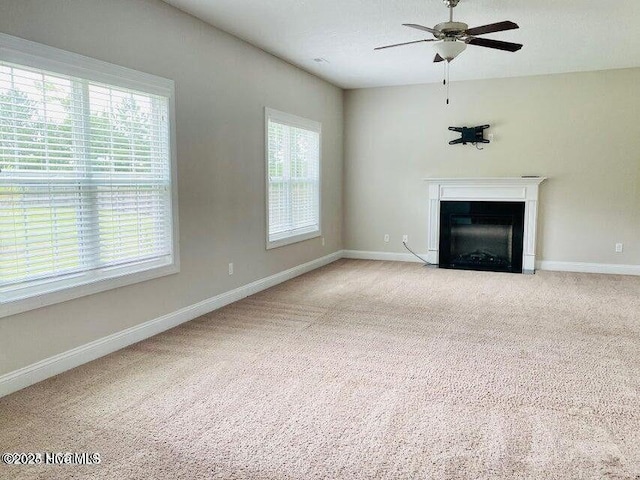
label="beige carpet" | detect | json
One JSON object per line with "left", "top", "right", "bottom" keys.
{"left": 1, "top": 259, "right": 640, "bottom": 479}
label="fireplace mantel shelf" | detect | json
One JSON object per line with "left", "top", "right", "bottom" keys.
{"left": 424, "top": 177, "right": 547, "bottom": 185}
{"left": 425, "top": 177, "right": 547, "bottom": 274}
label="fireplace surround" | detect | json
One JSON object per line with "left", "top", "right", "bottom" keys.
{"left": 425, "top": 177, "right": 546, "bottom": 274}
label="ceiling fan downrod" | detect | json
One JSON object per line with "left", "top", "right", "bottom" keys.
{"left": 443, "top": 0, "right": 460, "bottom": 21}
{"left": 443, "top": 0, "right": 459, "bottom": 23}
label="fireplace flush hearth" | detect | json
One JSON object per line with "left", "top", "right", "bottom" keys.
{"left": 425, "top": 177, "right": 546, "bottom": 274}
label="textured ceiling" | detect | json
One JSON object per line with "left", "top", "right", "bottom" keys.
{"left": 162, "top": 0, "right": 640, "bottom": 89}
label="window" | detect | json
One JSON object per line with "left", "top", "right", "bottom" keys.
{"left": 265, "top": 108, "right": 321, "bottom": 249}
{"left": 0, "top": 34, "right": 178, "bottom": 318}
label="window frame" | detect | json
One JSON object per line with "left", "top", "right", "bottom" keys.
{"left": 264, "top": 107, "right": 321, "bottom": 250}
{"left": 0, "top": 33, "right": 180, "bottom": 319}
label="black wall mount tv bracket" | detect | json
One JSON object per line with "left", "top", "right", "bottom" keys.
{"left": 449, "top": 125, "right": 490, "bottom": 146}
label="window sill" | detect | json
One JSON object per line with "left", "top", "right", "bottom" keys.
{"left": 267, "top": 229, "right": 321, "bottom": 250}
{"left": 0, "top": 259, "right": 179, "bottom": 319}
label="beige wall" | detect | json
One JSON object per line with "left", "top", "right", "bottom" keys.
{"left": 344, "top": 69, "right": 640, "bottom": 267}
{"left": 0, "top": 0, "right": 343, "bottom": 374}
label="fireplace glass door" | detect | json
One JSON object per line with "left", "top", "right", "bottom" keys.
{"left": 439, "top": 201, "right": 525, "bottom": 273}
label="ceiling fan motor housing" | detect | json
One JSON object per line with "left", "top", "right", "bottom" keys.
{"left": 434, "top": 21, "right": 469, "bottom": 37}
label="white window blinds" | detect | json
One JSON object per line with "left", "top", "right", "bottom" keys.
{"left": 0, "top": 44, "right": 176, "bottom": 311}
{"left": 266, "top": 108, "right": 320, "bottom": 248}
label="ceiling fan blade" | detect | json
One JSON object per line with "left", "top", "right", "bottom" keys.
{"left": 374, "top": 39, "right": 434, "bottom": 51}
{"left": 465, "top": 21, "right": 519, "bottom": 36}
{"left": 434, "top": 54, "right": 445, "bottom": 63}
{"left": 466, "top": 37, "right": 523, "bottom": 52}
{"left": 402, "top": 24, "right": 440, "bottom": 36}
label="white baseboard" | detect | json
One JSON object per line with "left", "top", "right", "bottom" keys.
{"left": 536, "top": 260, "right": 640, "bottom": 276}
{"left": 0, "top": 251, "right": 343, "bottom": 398}
{"left": 343, "top": 250, "right": 640, "bottom": 276}
{"left": 342, "top": 249, "right": 428, "bottom": 263}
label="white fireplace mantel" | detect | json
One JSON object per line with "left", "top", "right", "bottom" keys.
{"left": 424, "top": 177, "right": 547, "bottom": 273}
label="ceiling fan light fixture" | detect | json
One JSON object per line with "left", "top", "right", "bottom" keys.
{"left": 432, "top": 39, "right": 466, "bottom": 61}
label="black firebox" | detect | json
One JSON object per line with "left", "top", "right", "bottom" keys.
{"left": 439, "top": 201, "right": 525, "bottom": 273}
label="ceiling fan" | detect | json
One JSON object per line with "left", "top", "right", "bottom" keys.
{"left": 375, "top": 0, "right": 523, "bottom": 63}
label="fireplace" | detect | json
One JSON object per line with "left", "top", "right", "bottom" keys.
{"left": 425, "top": 177, "right": 546, "bottom": 274}
{"left": 439, "top": 201, "right": 525, "bottom": 273}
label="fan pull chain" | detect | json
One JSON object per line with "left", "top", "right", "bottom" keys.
{"left": 443, "top": 62, "right": 446, "bottom": 104}
{"left": 447, "top": 60, "right": 451, "bottom": 105}
{"left": 444, "top": 61, "right": 450, "bottom": 105}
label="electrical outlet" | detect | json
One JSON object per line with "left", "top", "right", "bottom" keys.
{"left": 402, "top": 235, "right": 409, "bottom": 243}
{"left": 384, "top": 234, "right": 390, "bottom": 243}
{"left": 228, "top": 262, "right": 234, "bottom": 275}
{"left": 615, "top": 243, "right": 624, "bottom": 253}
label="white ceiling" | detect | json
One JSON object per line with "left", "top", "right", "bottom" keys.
{"left": 163, "top": 0, "right": 640, "bottom": 89}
